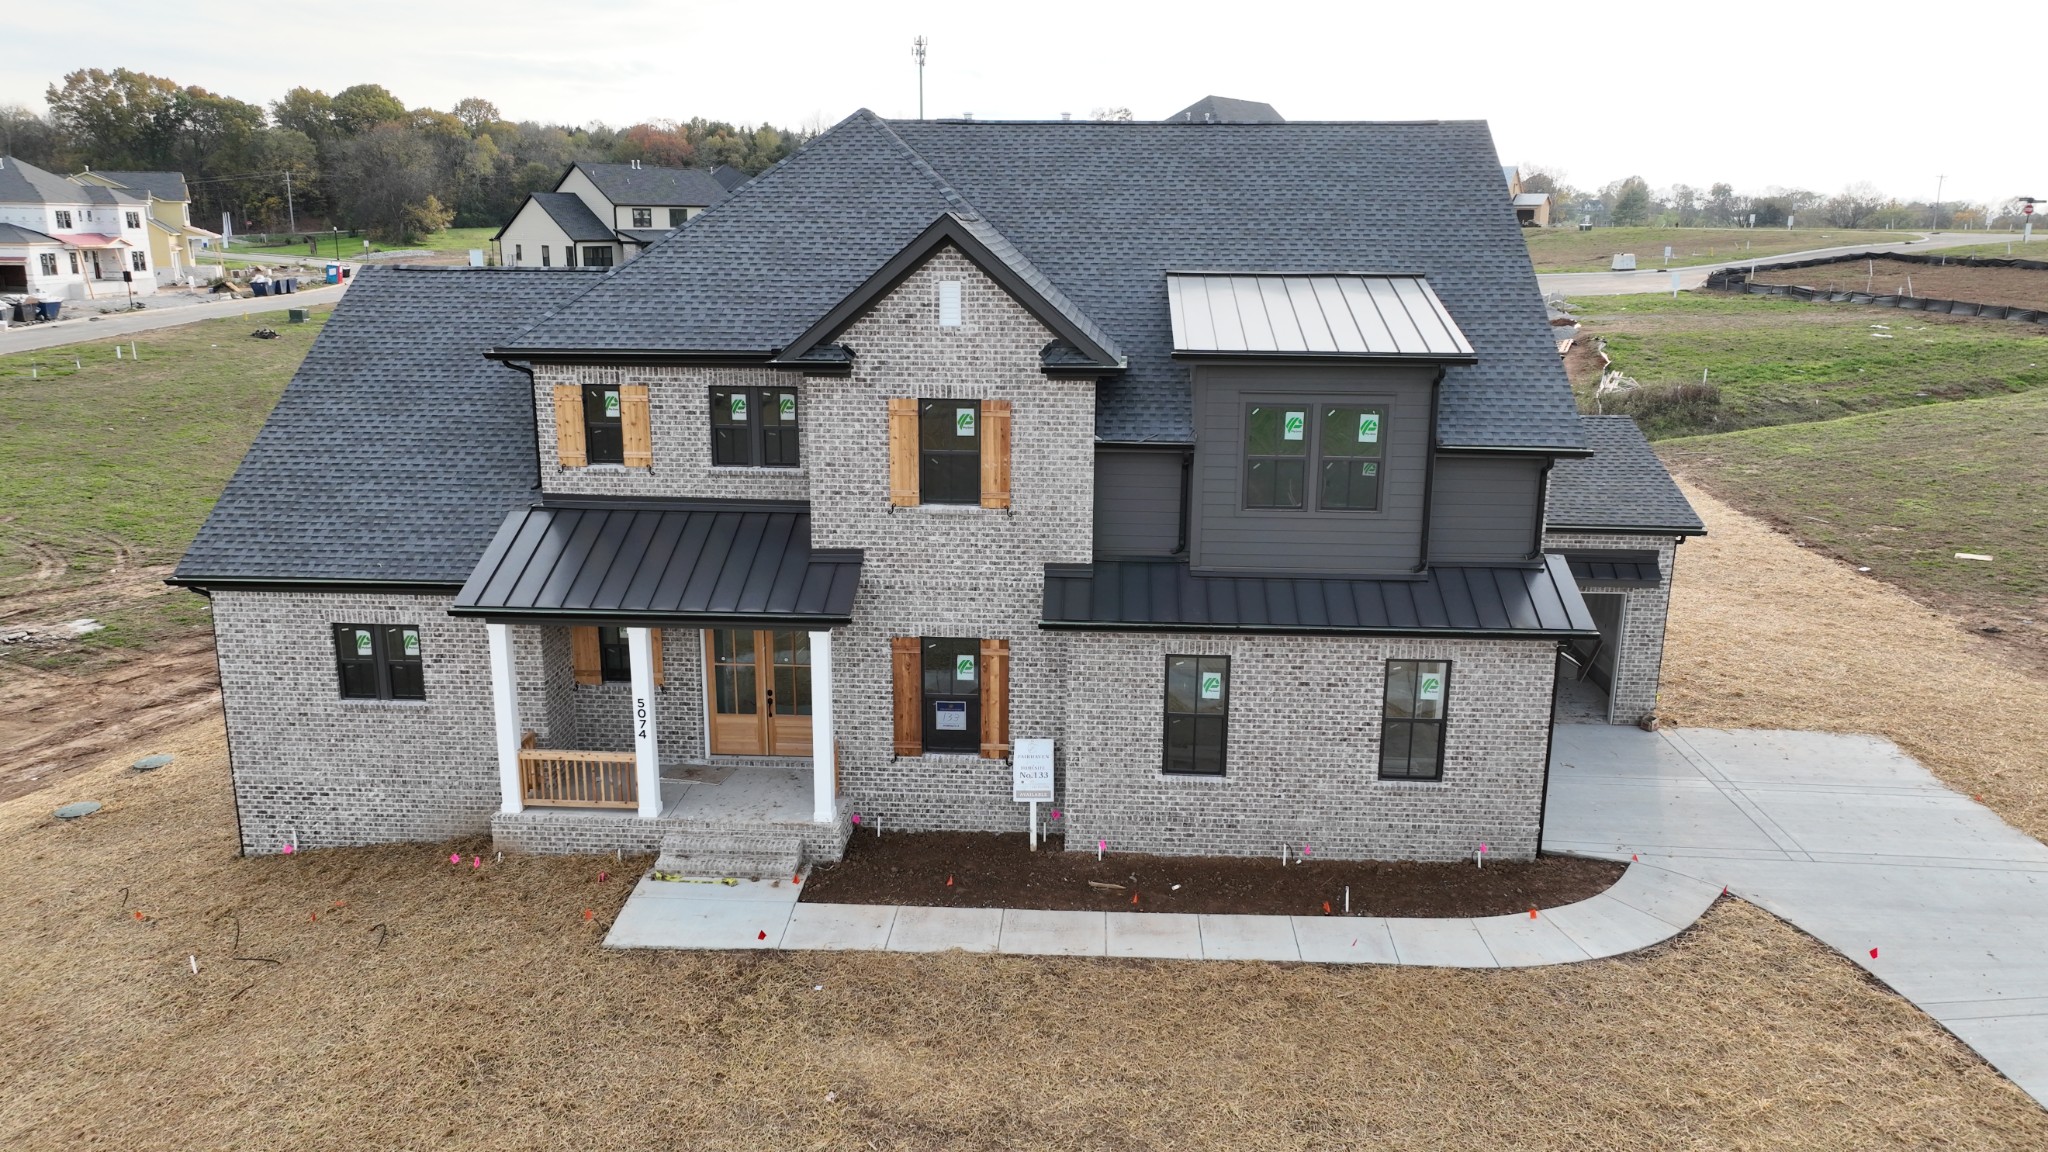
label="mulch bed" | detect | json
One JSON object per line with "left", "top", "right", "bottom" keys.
{"left": 799, "top": 831, "right": 1625, "bottom": 918}
{"left": 1748, "top": 257, "right": 2048, "bottom": 311}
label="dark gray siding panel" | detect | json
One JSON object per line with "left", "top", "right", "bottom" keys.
{"left": 1094, "top": 448, "right": 1185, "bottom": 558}
{"left": 1189, "top": 363, "right": 1434, "bottom": 575}
{"left": 1429, "top": 455, "right": 1544, "bottom": 564}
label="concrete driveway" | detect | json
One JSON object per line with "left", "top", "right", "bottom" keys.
{"left": 1538, "top": 230, "right": 2020, "bottom": 297}
{"left": 0, "top": 282, "right": 347, "bottom": 355}
{"left": 1546, "top": 725, "right": 2048, "bottom": 1107}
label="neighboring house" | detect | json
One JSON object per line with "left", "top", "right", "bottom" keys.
{"left": 1170, "top": 95, "right": 1285, "bottom": 123}
{"left": 71, "top": 168, "right": 216, "bottom": 281}
{"left": 495, "top": 161, "right": 741, "bottom": 269}
{"left": 0, "top": 155, "right": 159, "bottom": 299}
{"left": 1504, "top": 165, "right": 1552, "bottom": 227}
{"left": 175, "top": 109, "right": 1701, "bottom": 871}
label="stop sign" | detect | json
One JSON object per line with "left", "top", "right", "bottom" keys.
{"left": 2026, "top": 203, "right": 2036, "bottom": 215}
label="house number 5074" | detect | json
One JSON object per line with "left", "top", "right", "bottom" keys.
{"left": 635, "top": 698, "right": 649, "bottom": 740}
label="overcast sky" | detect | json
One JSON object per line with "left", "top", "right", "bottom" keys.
{"left": 5, "top": 0, "right": 2035, "bottom": 206}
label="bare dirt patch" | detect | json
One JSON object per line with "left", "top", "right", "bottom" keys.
{"left": 1749, "top": 256, "right": 2048, "bottom": 310}
{"left": 4, "top": 723, "right": 2043, "bottom": 1151}
{"left": 799, "top": 831, "right": 1624, "bottom": 916}
{"left": 1659, "top": 479, "right": 2048, "bottom": 844}
{"left": 0, "top": 630, "right": 220, "bottom": 805}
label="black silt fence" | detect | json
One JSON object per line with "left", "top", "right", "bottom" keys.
{"left": 1704, "top": 250, "right": 2048, "bottom": 326}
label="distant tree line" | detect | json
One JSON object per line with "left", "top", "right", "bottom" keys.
{"left": 0, "top": 69, "right": 811, "bottom": 243}
{"left": 1516, "top": 166, "right": 2028, "bottom": 231}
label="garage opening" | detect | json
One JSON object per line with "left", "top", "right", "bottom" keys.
{"left": 1556, "top": 592, "right": 1624, "bottom": 723}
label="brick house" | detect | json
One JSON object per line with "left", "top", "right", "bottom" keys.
{"left": 174, "top": 109, "right": 1699, "bottom": 866}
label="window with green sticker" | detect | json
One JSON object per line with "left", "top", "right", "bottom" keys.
{"left": 918, "top": 399, "right": 981, "bottom": 505}
{"left": 334, "top": 624, "right": 426, "bottom": 701}
{"left": 1379, "top": 658, "right": 1449, "bottom": 780}
{"left": 1319, "top": 406, "right": 1385, "bottom": 511}
{"left": 1164, "top": 654, "right": 1229, "bottom": 775}
{"left": 1243, "top": 402, "right": 1385, "bottom": 512}
{"left": 710, "top": 387, "right": 800, "bottom": 468}
{"left": 582, "top": 385, "right": 624, "bottom": 465}
{"left": 1243, "top": 405, "right": 1307, "bottom": 508}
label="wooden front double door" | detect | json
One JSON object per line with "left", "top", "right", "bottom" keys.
{"left": 705, "top": 629, "right": 813, "bottom": 757}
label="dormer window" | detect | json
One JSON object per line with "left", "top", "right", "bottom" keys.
{"left": 583, "top": 385, "right": 624, "bottom": 465}
{"left": 631, "top": 208, "right": 652, "bottom": 228}
{"left": 1243, "top": 403, "right": 1383, "bottom": 512}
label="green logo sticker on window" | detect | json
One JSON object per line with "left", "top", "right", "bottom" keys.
{"left": 956, "top": 407, "right": 976, "bottom": 437}
{"left": 778, "top": 393, "right": 795, "bottom": 421}
{"left": 730, "top": 393, "right": 747, "bottom": 421}
{"left": 603, "top": 391, "right": 621, "bottom": 417}
{"left": 354, "top": 630, "right": 373, "bottom": 656}
{"left": 401, "top": 629, "right": 420, "bottom": 657}
{"left": 1282, "top": 411, "right": 1305, "bottom": 441}
{"left": 1363, "top": 461, "right": 1379, "bottom": 476}
{"left": 1201, "top": 671, "right": 1222, "bottom": 700}
{"left": 1358, "top": 412, "right": 1380, "bottom": 443}
{"left": 1418, "top": 673, "right": 1444, "bottom": 702}
{"left": 955, "top": 654, "right": 976, "bottom": 681}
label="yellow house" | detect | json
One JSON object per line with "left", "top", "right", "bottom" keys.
{"left": 71, "top": 169, "right": 218, "bottom": 281}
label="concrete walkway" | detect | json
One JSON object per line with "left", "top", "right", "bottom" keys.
{"left": 0, "top": 282, "right": 347, "bottom": 354}
{"left": 1546, "top": 725, "right": 2048, "bottom": 1107}
{"left": 604, "top": 859, "right": 1719, "bottom": 967}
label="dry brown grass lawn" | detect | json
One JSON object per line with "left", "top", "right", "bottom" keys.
{"left": 6, "top": 489, "right": 2048, "bottom": 1148}
{"left": 1660, "top": 480, "right": 2048, "bottom": 844}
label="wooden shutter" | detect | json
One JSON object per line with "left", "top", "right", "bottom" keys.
{"left": 649, "top": 628, "right": 664, "bottom": 686}
{"left": 620, "top": 384, "right": 652, "bottom": 468}
{"left": 570, "top": 626, "right": 601, "bottom": 685}
{"left": 890, "top": 636, "right": 922, "bottom": 756}
{"left": 887, "top": 398, "right": 920, "bottom": 507}
{"left": 979, "top": 399, "right": 1012, "bottom": 510}
{"left": 979, "top": 638, "right": 1010, "bottom": 759}
{"left": 553, "top": 384, "right": 587, "bottom": 468}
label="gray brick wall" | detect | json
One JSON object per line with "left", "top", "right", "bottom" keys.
{"left": 534, "top": 363, "right": 809, "bottom": 501}
{"left": 1544, "top": 531, "right": 1680, "bottom": 724}
{"left": 803, "top": 247, "right": 1095, "bottom": 834}
{"left": 211, "top": 590, "right": 500, "bottom": 854}
{"left": 1061, "top": 634, "right": 1557, "bottom": 862}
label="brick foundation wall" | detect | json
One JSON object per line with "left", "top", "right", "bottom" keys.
{"left": 211, "top": 590, "right": 499, "bottom": 854}
{"left": 1544, "top": 531, "right": 1680, "bottom": 724}
{"left": 1060, "top": 634, "right": 1558, "bottom": 862}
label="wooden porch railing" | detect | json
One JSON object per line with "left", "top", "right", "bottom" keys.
{"left": 518, "top": 749, "right": 638, "bottom": 809}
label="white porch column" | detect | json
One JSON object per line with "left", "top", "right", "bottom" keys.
{"left": 627, "top": 626, "right": 664, "bottom": 819}
{"left": 486, "top": 622, "right": 524, "bottom": 815}
{"left": 809, "top": 629, "right": 836, "bottom": 823}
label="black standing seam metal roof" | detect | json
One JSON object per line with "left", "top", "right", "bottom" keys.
{"left": 1545, "top": 416, "right": 1706, "bottom": 535}
{"left": 1041, "top": 554, "right": 1595, "bottom": 638}
{"left": 451, "top": 502, "right": 863, "bottom": 626}
{"left": 1557, "top": 551, "right": 1663, "bottom": 586}
{"left": 494, "top": 111, "right": 1583, "bottom": 452}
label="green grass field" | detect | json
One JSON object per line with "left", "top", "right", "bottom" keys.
{"left": 1918, "top": 237, "right": 2048, "bottom": 261}
{"left": 216, "top": 226, "right": 499, "bottom": 260}
{"left": 0, "top": 308, "right": 330, "bottom": 665}
{"left": 1571, "top": 292, "right": 2048, "bottom": 439}
{"left": 1526, "top": 227, "right": 1905, "bottom": 273}
{"left": 1659, "top": 388, "right": 2048, "bottom": 624}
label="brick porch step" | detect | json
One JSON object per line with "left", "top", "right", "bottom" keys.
{"left": 653, "top": 829, "right": 804, "bottom": 880}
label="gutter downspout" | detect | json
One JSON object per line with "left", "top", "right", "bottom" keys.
{"left": 504, "top": 359, "right": 541, "bottom": 492}
{"left": 1413, "top": 367, "right": 1445, "bottom": 573}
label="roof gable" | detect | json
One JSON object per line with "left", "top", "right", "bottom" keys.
{"left": 1170, "top": 96, "right": 1285, "bottom": 123}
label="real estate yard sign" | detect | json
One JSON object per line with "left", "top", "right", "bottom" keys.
{"left": 1012, "top": 739, "right": 1054, "bottom": 802}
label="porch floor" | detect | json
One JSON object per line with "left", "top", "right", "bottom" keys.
{"left": 656, "top": 761, "right": 814, "bottom": 822}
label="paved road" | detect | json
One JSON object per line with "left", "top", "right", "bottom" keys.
{"left": 1547, "top": 725, "right": 2048, "bottom": 1107}
{"left": 1538, "top": 231, "right": 2021, "bottom": 297}
{"left": 0, "top": 282, "right": 347, "bottom": 355}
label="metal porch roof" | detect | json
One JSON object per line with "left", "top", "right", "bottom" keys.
{"left": 1166, "top": 273, "right": 1476, "bottom": 360}
{"left": 1557, "top": 550, "right": 1662, "bottom": 587}
{"left": 1041, "top": 554, "right": 1595, "bottom": 638}
{"left": 452, "top": 500, "right": 862, "bottom": 627}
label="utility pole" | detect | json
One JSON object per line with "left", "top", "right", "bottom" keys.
{"left": 285, "top": 169, "right": 297, "bottom": 233}
{"left": 1932, "top": 174, "right": 1944, "bottom": 232}
{"left": 913, "top": 36, "right": 927, "bottom": 120}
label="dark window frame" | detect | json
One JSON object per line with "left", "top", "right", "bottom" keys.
{"left": 918, "top": 399, "right": 982, "bottom": 505}
{"left": 583, "top": 384, "right": 625, "bottom": 465}
{"left": 583, "top": 246, "right": 613, "bottom": 268}
{"left": 39, "top": 252, "right": 58, "bottom": 276}
{"left": 1162, "top": 654, "right": 1230, "bottom": 776}
{"left": 630, "top": 207, "right": 653, "bottom": 228}
{"left": 597, "top": 626, "right": 632, "bottom": 683}
{"left": 125, "top": 210, "right": 141, "bottom": 229}
{"left": 540, "top": 244, "right": 551, "bottom": 267}
{"left": 668, "top": 208, "right": 687, "bottom": 227}
{"left": 920, "top": 636, "right": 981, "bottom": 753}
{"left": 1378, "top": 658, "right": 1450, "bottom": 780}
{"left": 131, "top": 250, "right": 147, "bottom": 272}
{"left": 1240, "top": 401, "right": 1387, "bottom": 513}
{"left": 55, "top": 209, "right": 72, "bottom": 229}
{"left": 332, "top": 623, "right": 426, "bottom": 701}
{"left": 710, "top": 386, "right": 801, "bottom": 468}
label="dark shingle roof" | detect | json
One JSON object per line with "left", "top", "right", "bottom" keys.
{"left": 530, "top": 193, "right": 616, "bottom": 243}
{"left": 1169, "top": 96, "right": 1285, "bottom": 123}
{"left": 1043, "top": 555, "right": 1596, "bottom": 638}
{"left": 87, "top": 170, "right": 190, "bottom": 201}
{"left": 0, "top": 222, "right": 61, "bottom": 244}
{"left": 173, "top": 267, "right": 592, "bottom": 586}
{"left": 1545, "top": 416, "right": 1705, "bottom": 535}
{"left": 0, "top": 155, "right": 127, "bottom": 206}
{"left": 574, "top": 162, "right": 731, "bottom": 207}
{"left": 711, "top": 164, "right": 749, "bottom": 192}
{"left": 500, "top": 111, "right": 1581, "bottom": 451}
